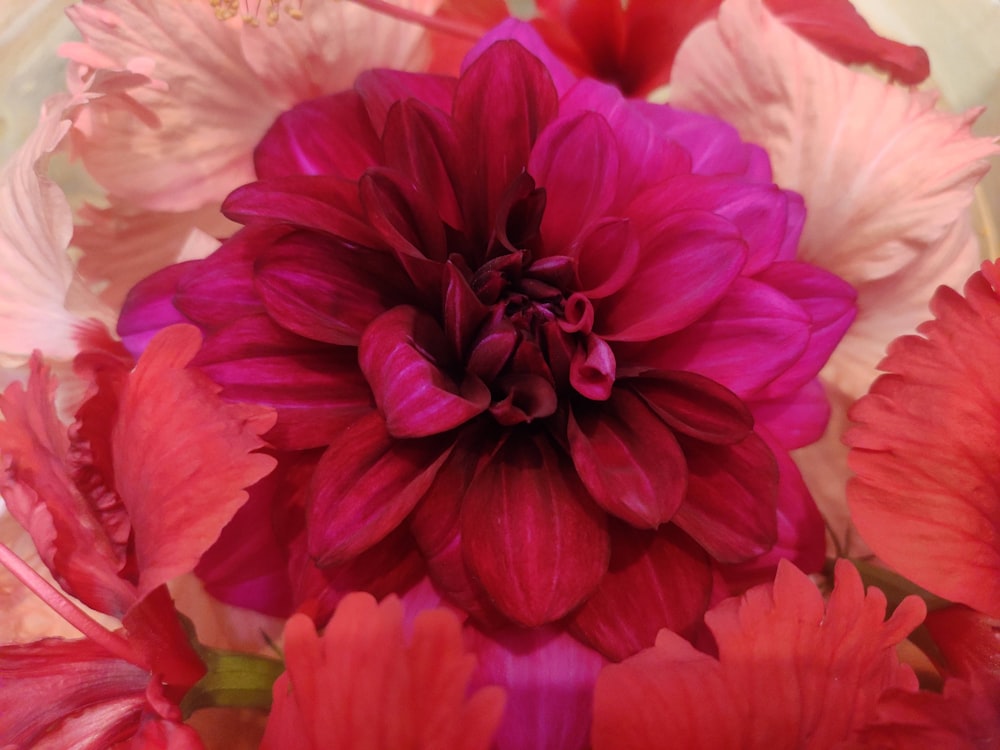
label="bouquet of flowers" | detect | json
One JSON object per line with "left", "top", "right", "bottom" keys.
{"left": 1, "top": 0, "right": 998, "bottom": 747}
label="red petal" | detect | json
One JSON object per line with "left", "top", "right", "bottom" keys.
{"left": 568, "top": 389, "right": 686, "bottom": 528}
{"left": 359, "top": 167, "right": 449, "bottom": 262}
{"left": 254, "top": 232, "right": 404, "bottom": 346}
{"left": 570, "top": 524, "right": 712, "bottom": 661}
{"left": 308, "top": 411, "right": 452, "bottom": 566}
{"left": 672, "top": 432, "right": 778, "bottom": 563}
{"left": 359, "top": 306, "right": 490, "bottom": 438}
{"left": 113, "top": 325, "right": 277, "bottom": 600}
{"left": 631, "top": 370, "right": 753, "bottom": 445}
{"left": 461, "top": 433, "right": 609, "bottom": 626}
{"left": 453, "top": 39, "right": 559, "bottom": 244}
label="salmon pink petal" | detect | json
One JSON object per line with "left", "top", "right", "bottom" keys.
{"left": 570, "top": 525, "right": 712, "bottom": 661}
{"left": 453, "top": 39, "right": 559, "bottom": 243}
{"left": 308, "top": 412, "right": 453, "bottom": 566}
{"left": 768, "top": 0, "right": 929, "bottom": 84}
{"left": 468, "top": 624, "right": 605, "bottom": 750}
{"left": 255, "top": 92, "right": 381, "bottom": 179}
{"left": 461, "top": 434, "right": 609, "bottom": 626}
{"left": 672, "top": 432, "right": 778, "bottom": 562}
{"left": 261, "top": 595, "right": 504, "bottom": 750}
{"left": 596, "top": 211, "right": 747, "bottom": 341}
{"left": 359, "top": 306, "right": 490, "bottom": 438}
{"left": 592, "top": 560, "right": 925, "bottom": 749}
{"left": 568, "top": 390, "right": 686, "bottom": 528}
{"left": 113, "top": 325, "right": 277, "bottom": 600}
{"left": 847, "top": 265, "right": 1000, "bottom": 618}
{"left": 672, "top": 0, "right": 998, "bottom": 400}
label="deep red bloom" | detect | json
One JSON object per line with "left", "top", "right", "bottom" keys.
{"left": 528, "top": 0, "right": 930, "bottom": 96}
{"left": 119, "top": 27, "right": 854, "bottom": 655}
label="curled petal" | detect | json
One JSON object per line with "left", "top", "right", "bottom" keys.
{"left": 359, "top": 306, "right": 490, "bottom": 438}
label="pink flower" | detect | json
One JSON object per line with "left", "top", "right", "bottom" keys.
{"left": 669, "top": 0, "right": 999, "bottom": 553}
{"left": 0, "top": 324, "right": 276, "bottom": 747}
{"left": 591, "top": 560, "right": 926, "bottom": 749}
{"left": 261, "top": 593, "right": 504, "bottom": 749}
{"left": 118, "top": 25, "right": 854, "bottom": 656}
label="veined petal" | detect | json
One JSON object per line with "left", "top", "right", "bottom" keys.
{"left": 359, "top": 306, "right": 490, "bottom": 438}
{"left": 570, "top": 524, "right": 712, "bottom": 661}
{"left": 461, "top": 433, "right": 609, "bottom": 626}
{"left": 568, "top": 390, "right": 686, "bottom": 528}
{"left": 308, "top": 411, "right": 453, "bottom": 566}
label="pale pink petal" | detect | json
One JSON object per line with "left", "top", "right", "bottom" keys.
{"left": 671, "top": 0, "right": 998, "bottom": 551}
{"left": 63, "top": 0, "right": 443, "bottom": 214}
{"left": 0, "top": 96, "right": 110, "bottom": 366}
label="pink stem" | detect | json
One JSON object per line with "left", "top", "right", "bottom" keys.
{"left": 344, "top": 0, "right": 486, "bottom": 40}
{"left": 0, "top": 542, "right": 140, "bottom": 667}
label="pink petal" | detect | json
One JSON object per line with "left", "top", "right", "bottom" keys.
{"left": 529, "top": 111, "right": 620, "bottom": 251}
{"left": 592, "top": 561, "right": 925, "bottom": 749}
{"left": 468, "top": 624, "right": 605, "bottom": 750}
{"left": 847, "top": 266, "right": 1000, "bottom": 618}
{"left": 671, "top": 0, "right": 998, "bottom": 402}
{"left": 461, "top": 433, "right": 609, "bottom": 626}
{"left": 568, "top": 390, "right": 686, "bottom": 528}
{"left": 112, "top": 325, "right": 277, "bottom": 600}
{"left": 359, "top": 306, "right": 490, "bottom": 438}
{"left": 355, "top": 68, "right": 457, "bottom": 134}
{"left": 307, "top": 411, "right": 453, "bottom": 566}
{"left": 570, "top": 525, "right": 712, "bottom": 661}
{"left": 638, "top": 278, "right": 811, "bottom": 397}
{"left": 596, "top": 211, "right": 747, "bottom": 342}
{"left": 672, "top": 432, "right": 778, "bottom": 563}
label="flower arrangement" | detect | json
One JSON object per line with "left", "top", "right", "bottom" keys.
{"left": 0, "top": 0, "right": 998, "bottom": 747}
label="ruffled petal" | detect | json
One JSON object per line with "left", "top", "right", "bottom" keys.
{"left": 592, "top": 561, "right": 925, "bottom": 749}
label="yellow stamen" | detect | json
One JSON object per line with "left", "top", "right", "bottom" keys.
{"left": 209, "top": 0, "right": 304, "bottom": 26}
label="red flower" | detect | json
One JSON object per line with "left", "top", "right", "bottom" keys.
{"left": 260, "top": 593, "right": 504, "bottom": 749}
{"left": 591, "top": 560, "right": 926, "bottom": 749}
{"left": 0, "top": 324, "right": 276, "bottom": 747}
{"left": 528, "top": 0, "right": 929, "bottom": 96}
{"left": 119, "top": 27, "right": 854, "bottom": 655}
{"left": 847, "top": 261, "right": 1000, "bottom": 619}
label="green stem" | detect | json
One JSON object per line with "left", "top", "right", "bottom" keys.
{"left": 180, "top": 647, "right": 286, "bottom": 718}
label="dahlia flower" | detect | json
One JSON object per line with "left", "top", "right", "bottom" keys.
{"left": 118, "top": 22, "right": 854, "bottom": 655}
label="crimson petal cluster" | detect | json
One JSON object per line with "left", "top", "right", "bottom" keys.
{"left": 119, "top": 27, "right": 855, "bottom": 656}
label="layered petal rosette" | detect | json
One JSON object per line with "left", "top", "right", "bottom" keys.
{"left": 119, "top": 26, "right": 855, "bottom": 655}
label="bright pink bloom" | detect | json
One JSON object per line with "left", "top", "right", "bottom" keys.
{"left": 0, "top": 324, "right": 276, "bottom": 746}
{"left": 261, "top": 593, "right": 504, "bottom": 750}
{"left": 528, "top": 0, "right": 929, "bottom": 96}
{"left": 591, "top": 560, "right": 926, "bottom": 749}
{"left": 670, "top": 0, "right": 998, "bottom": 554}
{"left": 118, "top": 27, "right": 854, "bottom": 654}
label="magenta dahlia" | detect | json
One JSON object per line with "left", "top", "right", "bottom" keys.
{"left": 118, "top": 24, "right": 855, "bottom": 659}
